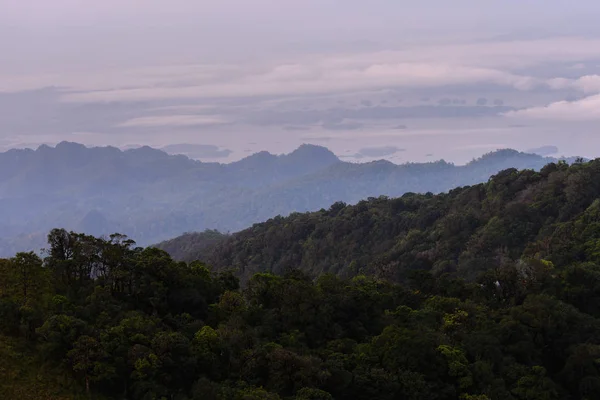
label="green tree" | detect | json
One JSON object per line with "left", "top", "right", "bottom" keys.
{"left": 67, "top": 335, "right": 115, "bottom": 394}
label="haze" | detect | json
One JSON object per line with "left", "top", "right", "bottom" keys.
{"left": 2, "top": 0, "right": 600, "bottom": 163}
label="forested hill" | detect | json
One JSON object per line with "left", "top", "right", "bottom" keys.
{"left": 159, "top": 158, "right": 600, "bottom": 285}
{"left": 6, "top": 169, "right": 600, "bottom": 398}
{"left": 0, "top": 142, "right": 578, "bottom": 256}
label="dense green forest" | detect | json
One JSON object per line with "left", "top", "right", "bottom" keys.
{"left": 4, "top": 227, "right": 600, "bottom": 399}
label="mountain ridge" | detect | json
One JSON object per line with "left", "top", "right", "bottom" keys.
{"left": 0, "top": 142, "right": 583, "bottom": 257}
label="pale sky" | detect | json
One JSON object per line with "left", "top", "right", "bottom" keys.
{"left": 2, "top": 0, "right": 600, "bottom": 163}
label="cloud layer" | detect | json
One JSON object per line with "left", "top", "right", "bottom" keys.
{"left": 118, "top": 115, "right": 227, "bottom": 128}
{"left": 506, "top": 94, "right": 600, "bottom": 120}
{"left": 3, "top": 37, "right": 600, "bottom": 103}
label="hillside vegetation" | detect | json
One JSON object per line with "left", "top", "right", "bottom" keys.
{"left": 160, "top": 158, "right": 599, "bottom": 286}
{"left": 0, "top": 142, "right": 577, "bottom": 256}
{"left": 4, "top": 189, "right": 600, "bottom": 398}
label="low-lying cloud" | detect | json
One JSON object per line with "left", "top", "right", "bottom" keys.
{"left": 161, "top": 144, "right": 233, "bottom": 159}
{"left": 357, "top": 145, "right": 406, "bottom": 157}
{"left": 322, "top": 121, "right": 363, "bottom": 131}
{"left": 506, "top": 94, "right": 600, "bottom": 121}
{"left": 526, "top": 145, "right": 559, "bottom": 156}
{"left": 117, "top": 115, "right": 228, "bottom": 127}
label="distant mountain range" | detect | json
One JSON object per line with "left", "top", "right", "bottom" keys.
{"left": 0, "top": 141, "right": 582, "bottom": 256}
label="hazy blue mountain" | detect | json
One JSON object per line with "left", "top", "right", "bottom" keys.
{"left": 0, "top": 142, "right": 579, "bottom": 256}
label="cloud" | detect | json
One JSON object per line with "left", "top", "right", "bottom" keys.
{"left": 340, "top": 154, "right": 365, "bottom": 160}
{"left": 357, "top": 145, "right": 405, "bottom": 157}
{"left": 283, "top": 126, "right": 311, "bottom": 131}
{"left": 147, "top": 104, "right": 217, "bottom": 112}
{"left": 322, "top": 121, "right": 363, "bottom": 131}
{"left": 547, "top": 77, "right": 574, "bottom": 90}
{"left": 455, "top": 143, "right": 508, "bottom": 151}
{"left": 573, "top": 75, "right": 600, "bottom": 94}
{"left": 35, "top": 37, "right": 600, "bottom": 104}
{"left": 117, "top": 115, "right": 228, "bottom": 127}
{"left": 160, "top": 144, "right": 232, "bottom": 159}
{"left": 499, "top": 74, "right": 600, "bottom": 121}
{"left": 546, "top": 74, "right": 600, "bottom": 93}
{"left": 4, "top": 37, "right": 600, "bottom": 104}
{"left": 505, "top": 94, "right": 600, "bottom": 121}
{"left": 414, "top": 37, "right": 600, "bottom": 70}
{"left": 0, "top": 63, "right": 241, "bottom": 93}
{"left": 60, "top": 61, "right": 541, "bottom": 103}
{"left": 248, "top": 105, "right": 513, "bottom": 127}
{"left": 301, "top": 136, "right": 331, "bottom": 142}
{"left": 526, "top": 145, "right": 559, "bottom": 156}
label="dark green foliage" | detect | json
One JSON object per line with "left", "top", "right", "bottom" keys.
{"left": 156, "top": 230, "right": 228, "bottom": 262}
{"left": 0, "top": 225, "right": 598, "bottom": 399}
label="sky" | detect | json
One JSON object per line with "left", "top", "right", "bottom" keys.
{"left": 2, "top": 0, "right": 600, "bottom": 164}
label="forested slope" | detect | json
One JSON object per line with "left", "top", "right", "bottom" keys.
{"left": 162, "top": 159, "right": 600, "bottom": 285}
{"left": 4, "top": 219, "right": 600, "bottom": 398}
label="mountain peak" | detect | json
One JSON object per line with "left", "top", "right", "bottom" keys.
{"left": 55, "top": 141, "right": 87, "bottom": 151}
{"left": 125, "top": 145, "right": 170, "bottom": 161}
{"left": 284, "top": 144, "right": 339, "bottom": 164}
{"left": 240, "top": 150, "right": 278, "bottom": 163}
{"left": 36, "top": 144, "right": 53, "bottom": 152}
{"left": 467, "top": 149, "right": 530, "bottom": 165}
